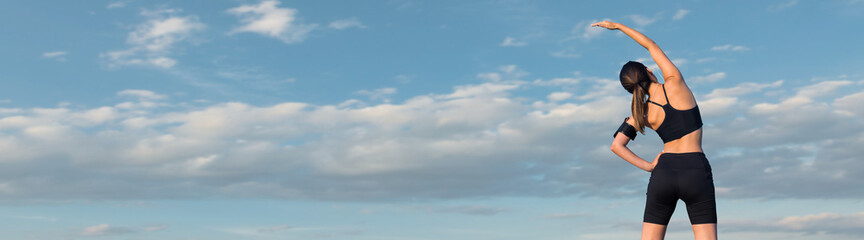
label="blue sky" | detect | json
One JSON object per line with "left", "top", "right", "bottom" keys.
{"left": 1, "top": 0, "right": 864, "bottom": 239}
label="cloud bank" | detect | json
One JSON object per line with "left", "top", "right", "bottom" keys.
{"left": 0, "top": 67, "right": 862, "bottom": 202}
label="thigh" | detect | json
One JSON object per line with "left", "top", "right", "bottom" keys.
{"left": 642, "top": 222, "right": 668, "bottom": 240}
{"left": 692, "top": 223, "right": 717, "bottom": 240}
{"left": 644, "top": 170, "right": 678, "bottom": 225}
{"left": 679, "top": 168, "right": 717, "bottom": 224}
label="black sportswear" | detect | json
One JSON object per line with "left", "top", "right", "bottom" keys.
{"left": 614, "top": 117, "right": 638, "bottom": 140}
{"left": 610, "top": 83, "right": 716, "bottom": 225}
{"left": 644, "top": 152, "right": 717, "bottom": 225}
{"left": 646, "top": 84, "right": 703, "bottom": 143}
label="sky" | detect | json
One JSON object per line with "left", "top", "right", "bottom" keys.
{"left": 1, "top": 0, "right": 864, "bottom": 239}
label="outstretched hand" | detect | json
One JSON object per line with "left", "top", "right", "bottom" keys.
{"left": 591, "top": 20, "right": 619, "bottom": 30}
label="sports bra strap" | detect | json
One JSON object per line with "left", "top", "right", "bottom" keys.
{"left": 647, "top": 84, "right": 666, "bottom": 107}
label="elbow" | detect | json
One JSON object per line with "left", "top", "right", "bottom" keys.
{"left": 644, "top": 42, "right": 660, "bottom": 51}
{"left": 610, "top": 143, "right": 622, "bottom": 153}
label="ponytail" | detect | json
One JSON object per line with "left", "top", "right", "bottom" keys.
{"left": 631, "top": 83, "right": 649, "bottom": 133}
{"left": 619, "top": 61, "right": 653, "bottom": 134}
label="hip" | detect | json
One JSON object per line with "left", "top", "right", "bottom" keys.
{"left": 655, "top": 152, "right": 711, "bottom": 170}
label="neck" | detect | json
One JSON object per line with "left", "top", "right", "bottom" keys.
{"left": 648, "top": 82, "right": 659, "bottom": 98}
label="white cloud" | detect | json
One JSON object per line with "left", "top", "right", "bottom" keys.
{"left": 355, "top": 88, "right": 397, "bottom": 102}
{"left": 673, "top": 9, "right": 690, "bottom": 20}
{"left": 0, "top": 71, "right": 861, "bottom": 203}
{"left": 697, "top": 96, "right": 737, "bottom": 117}
{"left": 698, "top": 80, "right": 783, "bottom": 117}
{"left": 393, "top": 74, "right": 414, "bottom": 84}
{"left": 572, "top": 19, "right": 609, "bottom": 40}
{"left": 148, "top": 57, "right": 177, "bottom": 68}
{"left": 477, "top": 72, "right": 502, "bottom": 82}
{"left": 81, "top": 224, "right": 134, "bottom": 236}
{"left": 100, "top": 9, "right": 205, "bottom": 69}
{"left": 696, "top": 79, "right": 864, "bottom": 199}
{"left": 227, "top": 0, "right": 318, "bottom": 44}
{"left": 143, "top": 225, "right": 168, "bottom": 232}
{"left": 444, "top": 82, "right": 520, "bottom": 99}
{"left": 547, "top": 92, "right": 573, "bottom": 102}
{"left": 696, "top": 57, "right": 716, "bottom": 63}
{"left": 476, "top": 65, "right": 529, "bottom": 83}
{"left": 704, "top": 80, "right": 783, "bottom": 99}
{"left": 711, "top": 44, "right": 750, "bottom": 51}
{"left": 796, "top": 80, "right": 854, "bottom": 98}
{"left": 671, "top": 58, "right": 688, "bottom": 66}
{"left": 627, "top": 14, "right": 658, "bottom": 26}
{"left": 328, "top": 18, "right": 366, "bottom": 30}
{"left": 73, "top": 107, "right": 118, "bottom": 126}
{"left": 499, "top": 65, "right": 521, "bottom": 75}
{"left": 117, "top": 89, "right": 168, "bottom": 100}
{"left": 689, "top": 72, "right": 727, "bottom": 83}
{"left": 550, "top": 48, "right": 579, "bottom": 58}
{"left": 573, "top": 78, "right": 621, "bottom": 100}
{"left": 531, "top": 71, "right": 586, "bottom": 86}
{"left": 750, "top": 80, "right": 853, "bottom": 114}
{"left": 723, "top": 212, "right": 864, "bottom": 236}
{"left": 126, "top": 12, "right": 204, "bottom": 52}
{"left": 833, "top": 90, "right": 864, "bottom": 116}
{"left": 388, "top": 0, "right": 423, "bottom": 12}
{"left": 106, "top": 1, "right": 129, "bottom": 9}
{"left": 42, "top": 51, "right": 67, "bottom": 58}
{"left": 499, "top": 36, "right": 526, "bottom": 47}
{"left": 42, "top": 51, "right": 68, "bottom": 61}
{"left": 533, "top": 77, "right": 580, "bottom": 86}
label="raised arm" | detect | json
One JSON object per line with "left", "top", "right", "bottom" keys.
{"left": 592, "top": 21, "right": 683, "bottom": 86}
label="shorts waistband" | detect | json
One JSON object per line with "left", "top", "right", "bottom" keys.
{"left": 660, "top": 152, "right": 705, "bottom": 156}
{"left": 656, "top": 152, "right": 710, "bottom": 169}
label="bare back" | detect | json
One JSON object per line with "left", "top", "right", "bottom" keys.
{"left": 645, "top": 81, "right": 703, "bottom": 153}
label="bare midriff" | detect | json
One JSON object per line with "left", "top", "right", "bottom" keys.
{"left": 661, "top": 128, "right": 703, "bottom": 153}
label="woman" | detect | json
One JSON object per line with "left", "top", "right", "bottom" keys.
{"left": 594, "top": 20, "right": 717, "bottom": 240}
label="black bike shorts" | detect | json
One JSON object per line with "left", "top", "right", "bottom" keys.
{"left": 644, "top": 152, "right": 717, "bottom": 225}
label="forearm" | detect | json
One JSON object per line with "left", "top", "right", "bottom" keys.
{"left": 612, "top": 22, "right": 681, "bottom": 81}
{"left": 611, "top": 144, "right": 653, "bottom": 172}
{"left": 615, "top": 23, "right": 659, "bottom": 51}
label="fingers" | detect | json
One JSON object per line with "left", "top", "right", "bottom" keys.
{"left": 590, "top": 20, "right": 615, "bottom": 29}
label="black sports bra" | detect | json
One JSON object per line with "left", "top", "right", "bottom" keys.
{"left": 647, "top": 84, "right": 703, "bottom": 143}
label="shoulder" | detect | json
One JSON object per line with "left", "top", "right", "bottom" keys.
{"left": 663, "top": 79, "right": 695, "bottom": 94}
{"left": 662, "top": 80, "right": 698, "bottom": 107}
{"left": 625, "top": 116, "right": 636, "bottom": 126}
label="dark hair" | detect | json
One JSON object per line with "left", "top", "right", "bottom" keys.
{"left": 619, "top": 61, "right": 654, "bottom": 133}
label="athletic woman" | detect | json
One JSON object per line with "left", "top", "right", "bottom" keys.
{"left": 593, "top": 20, "right": 718, "bottom": 240}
